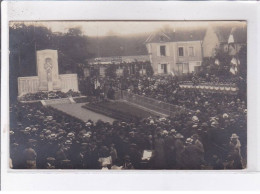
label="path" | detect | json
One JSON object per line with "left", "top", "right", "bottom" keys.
{"left": 50, "top": 103, "right": 115, "bottom": 123}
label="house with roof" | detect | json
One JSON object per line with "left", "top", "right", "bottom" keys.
{"left": 202, "top": 25, "right": 231, "bottom": 57}
{"left": 227, "top": 26, "right": 247, "bottom": 56}
{"left": 145, "top": 29, "right": 205, "bottom": 75}
{"left": 145, "top": 24, "right": 246, "bottom": 76}
{"left": 202, "top": 24, "right": 246, "bottom": 57}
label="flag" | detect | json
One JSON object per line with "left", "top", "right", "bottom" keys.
{"left": 230, "top": 66, "right": 238, "bottom": 75}
{"left": 231, "top": 57, "right": 240, "bottom": 66}
{"left": 215, "top": 59, "right": 220, "bottom": 66}
{"left": 94, "top": 79, "right": 100, "bottom": 89}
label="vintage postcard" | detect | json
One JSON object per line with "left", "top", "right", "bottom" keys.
{"left": 9, "top": 21, "right": 247, "bottom": 170}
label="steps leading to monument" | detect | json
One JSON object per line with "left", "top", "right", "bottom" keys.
{"left": 41, "top": 98, "right": 72, "bottom": 106}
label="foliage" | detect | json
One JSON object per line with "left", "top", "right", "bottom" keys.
{"left": 9, "top": 24, "right": 93, "bottom": 101}
{"left": 200, "top": 47, "right": 232, "bottom": 79}
{"left": 105, "top": 64, "right": 117, "bottom": 78}
{"left": 237, "top": 45, "right": 247, "bottom": 80}
{"left": 145, "top": 62, "right": 154, "bottom": 77}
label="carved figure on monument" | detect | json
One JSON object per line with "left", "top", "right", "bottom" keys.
{"left": 44, "top": 58, "right": 53, "bottom": 82}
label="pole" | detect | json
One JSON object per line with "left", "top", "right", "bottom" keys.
{"left": 34, "top": 25, "right": 37, "bottom": 74}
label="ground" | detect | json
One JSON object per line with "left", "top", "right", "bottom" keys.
{"left": 82, "top": 100, "right": 159, "bottom": 121}
{"left": 50, "top": 103, "right": 115, "bottom": 123}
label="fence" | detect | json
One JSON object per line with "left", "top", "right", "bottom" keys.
{"left": 117, "top": 90, "right": 192, "bottom": 117}
{"left": 179, "top": 81, "right": 238, "bottom": 94}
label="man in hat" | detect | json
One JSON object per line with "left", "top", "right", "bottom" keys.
{"left": 183, "top": 138, "right": 201, "bottom": 169}
{"left": 191, "top": 134, "right": 205, "bottom": 164}
{"left": 123, "top": 155, "right": 134, "bottom": 169}
{"left": 228, "top": 133, "right": 242, "bottom": 169}
{"left": 110, "top": 144, "right": 118, "bottom": 165}
{"left": 153, "top": 133, "right": 166, "bottom": 169}
{"left": 174, "top": 133, "right": 185, "bottom": 169}
{"left": 23, "top": 139, "right": 37, "bottom": 169}
{"left": 164, "top": 129, "right": 176, "bottom": 169}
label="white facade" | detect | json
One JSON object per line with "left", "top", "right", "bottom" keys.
{"left": 146, "top": 41, "right": 203, "bottom": 75}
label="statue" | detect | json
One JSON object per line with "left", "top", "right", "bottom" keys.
{"left": 44, "top": 58, "right": 53, "bottom": 82}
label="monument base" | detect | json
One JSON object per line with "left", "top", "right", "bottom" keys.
{"left": 47, "top": 81, "right": 53, "bottom": 91}
{"left": 18, "top": 74, "right": 79, "bottom": 96}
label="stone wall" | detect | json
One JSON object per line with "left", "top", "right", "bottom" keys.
{"left": 18, "top": 76, "right": 40, "bottom": 96}
{"left": 60, "top": 74, "right": 79, "bottom": 92}
{"left": 18, "top": 74, "right": 79, "bottom": 96}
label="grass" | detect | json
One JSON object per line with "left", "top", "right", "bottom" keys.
{"left": 83, "top": 100, "right": 156, "bottom": 121}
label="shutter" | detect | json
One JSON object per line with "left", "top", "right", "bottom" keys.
{"left": 157, "top": 46, "right": 160, "bottom": 56}
{"left": 158, "top": 64, "right": 161, "bottom": 73}
{"left": 166, "top": 45, "right": 170, "bottom": 56}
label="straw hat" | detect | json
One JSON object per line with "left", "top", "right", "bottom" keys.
{"left": 175, "top": 133, "right": 184, "bottom": 139}
{"left": 24, "top": 127, "right": 31, "bottom": 132}
{"left": 230, "top": 133, "right": 239, "bottom": 139}
{"left": 223, "top": 113, "right": 229, "bottom": 119}
{"left": 67, "top": 133, "right": 75, "bottom": 138}
{"left": 192, "top": 116, "right": 199, "bottom": 122}
{"left": 192, "top": 124, "right": 198, "bottom": 128}
{"left": 211, "top": 122, "right": 218, "bottom": 127}
{"left": 185, "top": 138, "right": 193, "bottom": 144}
{"left": 162, "top": 130, "right": 168, "bottom": 135}
{"left": 65, "top": 140, "right": 72, "bottom": 145}
{"left": 49, "top": 133, "right": 57, "bottom": 139}
{"left": 85, "top": 122, "right": 92, "bottom": 127}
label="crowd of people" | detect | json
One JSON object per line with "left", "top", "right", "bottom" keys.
{"left": 10, "top": 72, "right": 247, "bottom": 170}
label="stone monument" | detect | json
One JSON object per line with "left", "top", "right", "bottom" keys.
{"left": 36, "top": 50, "right": 61, "bottom": 91}
{"left": 18, "top": 49, "right": 79, "bottom": 96}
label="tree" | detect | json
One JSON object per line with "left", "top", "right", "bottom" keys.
{"left": 237, "top": 45, "right": 247, "bottom": 101}
{"left": 214, "top": 47, "right": 232, "bottom": 78}
{"left": 105, "top": 64, "right": 117, "bottom": 78}
{"left": 58, "top": 28, "right": 93, "bottom": 74}
{"left": 238, "top": 45, "right": 247, "bottom": 80}
{"left": 9, "top": 24, "right": 54, "bottom": 101}
{"left": 145, "top": 62, "right": 154, "bottom": 77}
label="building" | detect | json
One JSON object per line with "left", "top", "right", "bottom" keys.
{"left": 146, "top": 24, "right": 246, "bottom": 76}
{"left": 145, "top": 29, "right": 205, "bottom": 75}
{"left": 202, "top": 24, "right": 246, "bottom": 57}
{"left": 227, "top": 26, "right": 247, "bottom": 56}
{"left": 87, "top": 55, "right": 149, "bottom": 65}
{"left": 85, "top": 55, "right": 150, "bottom": 78}
{"left": 202, "top": 26, "right": 231, "bottom": 57}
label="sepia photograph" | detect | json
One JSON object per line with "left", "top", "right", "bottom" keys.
{"left": 9, "top": 21, "right": 247, "bottom": 170}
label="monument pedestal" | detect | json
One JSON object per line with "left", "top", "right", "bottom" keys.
{"left": 48, "top": 81, "right": 53, "bottom": 91}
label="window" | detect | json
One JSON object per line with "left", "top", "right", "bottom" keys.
{"left": 161, "top": 64, "right": 168, "bottom": 74}
{"left": 178, "top": 47, "right": 184, "bottom": 57}
{"left": 161, "top": 64, "right": 164, "bottom": 69}
{"left": 188, "top": 47, "right": 195, "bottom": 56}
{"left": 160, "top": 46, "right": 166, "bottom": 56}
